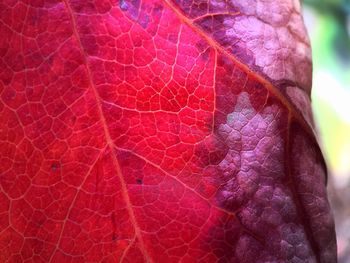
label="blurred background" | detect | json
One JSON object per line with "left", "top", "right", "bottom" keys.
{"left": 303, "top": 0, "right": 350, "bottom": 262}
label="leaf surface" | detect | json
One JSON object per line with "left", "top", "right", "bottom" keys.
{"left": 0, "top": 0, "right": 336, "bottom": 262}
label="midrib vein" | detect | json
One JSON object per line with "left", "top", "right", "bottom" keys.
{"left": 62, "top": 1, "right": 152, "bottom": 262}
{"left": 162, "top": 0, "right": 315, "bottom": 138}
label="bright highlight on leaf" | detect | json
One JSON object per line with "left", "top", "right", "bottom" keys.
{"left": 0, "top": 0, "right": 336, "bottom": 262}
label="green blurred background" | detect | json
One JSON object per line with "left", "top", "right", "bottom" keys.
{"left": 303, "top": 0, "right": 350, "bottom": 261}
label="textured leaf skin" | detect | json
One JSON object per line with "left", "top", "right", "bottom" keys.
{"left": 0, "top": 0, "right": 336, "bottom": 262}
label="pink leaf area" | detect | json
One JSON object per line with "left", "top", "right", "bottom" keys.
{"left": 0, "top": 0, "right": 336, "bottom": 262}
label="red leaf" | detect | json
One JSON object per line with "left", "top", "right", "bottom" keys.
{"left": 0, "top": 0, "right": 336, "bottom": 262}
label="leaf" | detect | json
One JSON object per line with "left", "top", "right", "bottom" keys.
{"left": 0, "top": 0, "right": 336, "bottom": 262}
